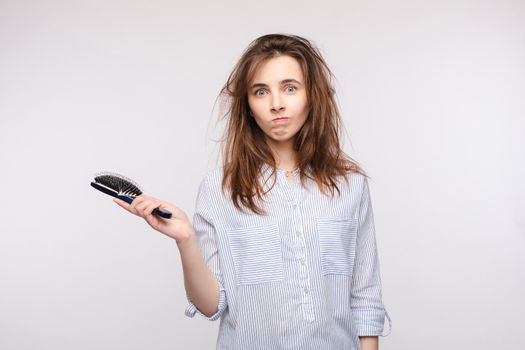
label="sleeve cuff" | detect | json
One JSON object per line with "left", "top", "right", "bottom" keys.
{"left": 184, "top": 281, "right": 227, "bottom": 321}
{"left": 353, "top": 308, "right": 392, "bottom": 337}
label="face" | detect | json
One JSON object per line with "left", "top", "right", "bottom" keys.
{"left": 247, "top": 55, "right": 309, "bottom": 150}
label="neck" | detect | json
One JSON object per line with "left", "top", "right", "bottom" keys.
{"left": 267, "top": 139, "right": 297, "bottom": 171}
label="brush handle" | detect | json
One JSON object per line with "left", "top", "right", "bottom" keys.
{"left": 153, "top": 208, "right": 172, "bottom": 219}
{"left": 116, "top": 195, "right": 172, "bottom": 219}
{"left": 116, "top": 195, "right": 134, "bottom": 204}
{"left": 92, "top": 180, "right": 172, "bottom": 219}
{"left": 112, "top": 195, "right": 171, "bottom": 219}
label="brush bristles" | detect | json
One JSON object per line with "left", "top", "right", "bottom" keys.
{"left": 94, "top": 172, "right": 143, "bottom": 198}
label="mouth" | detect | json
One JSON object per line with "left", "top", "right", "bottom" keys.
{"left": 272, "top": 117, "right": 289, "bottom": 123}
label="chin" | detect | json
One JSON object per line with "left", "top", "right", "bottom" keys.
{"left": 271, "top": 137, "right": 293, "bottom": 144}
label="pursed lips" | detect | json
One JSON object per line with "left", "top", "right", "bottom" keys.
{"left": 272, "top": 117, "right": 289, "bottom": 123}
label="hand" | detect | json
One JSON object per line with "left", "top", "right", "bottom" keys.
{"left": 113, "top": 194, "right": 194, "bottom": 244}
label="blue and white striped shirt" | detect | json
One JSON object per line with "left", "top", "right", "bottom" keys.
{"left": 185, "top": 164, "right": 391, "bottom": 349}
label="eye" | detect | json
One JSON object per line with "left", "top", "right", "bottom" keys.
{"left": 255, "top": 89, "right": 266, "bottom": 96}
{"left": 285, "top": 85, "right": 297, "bottom": 93}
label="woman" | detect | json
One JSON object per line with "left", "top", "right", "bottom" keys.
{"left": 115, "top": 33, "right": 391, "bottom": 350}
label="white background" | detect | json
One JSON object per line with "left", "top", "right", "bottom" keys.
{"left": 1, "top": 0, "right": 524, "bottom": 349}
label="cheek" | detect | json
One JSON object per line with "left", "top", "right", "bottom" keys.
{"left": 251, "top": 114, "right": 266, "bottom": 129}
{"left": 248, "top": 98, "right": 262, "bottom": 115}
{"left": 293, "top": 99, "right": 309, "bottom": 119}
{"left": 297, "top": 103, "right": 309, "bottom": 127}
{"left": 290, "top": 93, "right": 308, "bottom": 112}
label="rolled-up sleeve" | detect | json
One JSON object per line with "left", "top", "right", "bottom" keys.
{"left": 185, "top": 276, "right": 227, "bottom": 321}
{"left": 184, "top": 177, "right": 228, "bottom": 321}
{"left": 351, "top": 177, "right": 392, "bottom": 336}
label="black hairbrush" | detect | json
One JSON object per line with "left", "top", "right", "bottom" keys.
{"left": 90, "top": 172, "right": 172, "bottom": 219}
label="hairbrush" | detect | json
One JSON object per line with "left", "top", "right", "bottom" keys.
{"left": 90, "top": 172, "right": 172, "bottom": 219}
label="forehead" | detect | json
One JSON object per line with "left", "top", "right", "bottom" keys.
{"left": 250, "top": 55, "right": 304, "bottom": 83}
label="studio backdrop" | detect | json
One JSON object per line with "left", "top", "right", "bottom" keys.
{"left": 1, "top": 0, "right": 524, "bottom": 349}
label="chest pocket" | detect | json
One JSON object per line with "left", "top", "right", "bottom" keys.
{"left": 227, "top": 223, "right": 284, "bottom": 285}
{"left": 317, "top": 217, "right": 358, "bottom": 276}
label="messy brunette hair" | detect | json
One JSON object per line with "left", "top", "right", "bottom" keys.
{"left": 219, "top": 33, "right": 365, "bottom": 215}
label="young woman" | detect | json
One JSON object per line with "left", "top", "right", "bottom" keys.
{"left": 115, "top": 33, "right": 391, "bottom": 350}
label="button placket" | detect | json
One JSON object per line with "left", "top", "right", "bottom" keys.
{"left": 280, "top": 171, "right": 315, "bottom": 322}
{"left": 293, "top": 181, "right": 315, "bottom": 321}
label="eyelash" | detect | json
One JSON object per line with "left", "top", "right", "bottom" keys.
{"left": 255, "top": 85, "right": 297, "bottom": 96}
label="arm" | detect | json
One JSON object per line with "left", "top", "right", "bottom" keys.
{"left": 113, "top": 176, "right": 226, "bottom": 320}
{"left": 182, "top": 176, "right": 227, "bottom": 320}
{"left": 359, "top": 336, "right": 378, "bottom": 350}
{"left": 177, "top": 236, "right": 220, "bottom": 317}
{"left": 351, "top": 176, "right": 390, "bottom": 336}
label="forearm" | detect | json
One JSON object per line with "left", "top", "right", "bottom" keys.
{"left": 177, "top": 235, "right": 220, "bottom": 317}
{"left": 359, "top": 336, "right": 378, "bottom": 350}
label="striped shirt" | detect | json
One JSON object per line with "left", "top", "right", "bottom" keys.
{"left": 185, "top": 164, "right": 391, "bottom": 349}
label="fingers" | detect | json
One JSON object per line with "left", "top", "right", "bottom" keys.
{"left": 136, "top": 198, "right": 162, "bottom": 218}
{"left": 113, "top": 195, "right": 149, "bottom": 217}
{"left": 129, "top": 196, "right": 150, "bottom": 216}
{"left": 114, "top": 194, "right": 185, "bottom": 221}
{"left": 112, "top": 193, "right": 194, "bottom": 240}
{"left": 113, "top": 197, "right": 136, "bottom": 214}
{"left": 128, "top": 195, "right": 166, "bottom": 220}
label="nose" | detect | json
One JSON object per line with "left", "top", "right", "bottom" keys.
{"left": 270, "top": 94, "right": 285, "bottom": 113}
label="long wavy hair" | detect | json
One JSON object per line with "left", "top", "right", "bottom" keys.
{"left": 219, "top": 33, "right": 366, "bottom": 215}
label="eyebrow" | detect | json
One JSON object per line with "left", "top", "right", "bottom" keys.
{"left": 250, "top": 79, "right": 303, "bottom": 89}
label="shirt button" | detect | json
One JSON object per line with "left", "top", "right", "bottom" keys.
{"left": 295, "top": 230, "right": 301, "bottom": 237}
{"left": 304, "top": 287, "right": 309, "bottom": 294}
{"left": 292, "top": 204, "right": 297, "bottom": 209}
{"left": 299, "top": 259, "right": 305, "bottom": 266}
